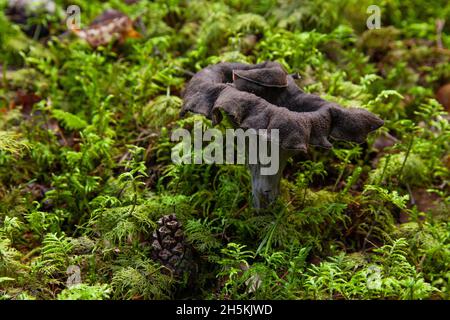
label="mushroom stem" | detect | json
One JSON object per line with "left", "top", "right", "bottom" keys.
{"left": 248, "top": 148, "right": 295, "bottom": 209}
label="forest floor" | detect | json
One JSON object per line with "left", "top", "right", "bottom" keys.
{"left": 0, "top": 0, "right": 449, "bottom": 300}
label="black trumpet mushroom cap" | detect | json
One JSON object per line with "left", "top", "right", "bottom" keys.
{"left": 181, "top": 61, "right": 384, "bottom": 152}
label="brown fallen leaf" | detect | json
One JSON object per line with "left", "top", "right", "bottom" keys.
{"left": 6, "top": 90, "right": 42, "bottom": 115}
{"left": 71, "top": 10, "right": 142, "bottom": 48}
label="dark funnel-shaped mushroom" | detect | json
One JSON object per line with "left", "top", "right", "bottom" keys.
{"left": 180, "top": 61, "right": 384, "bottom": 209}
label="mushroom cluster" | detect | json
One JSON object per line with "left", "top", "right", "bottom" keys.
{"left": 181, "top": 61, "right": 384, "bottom": 209}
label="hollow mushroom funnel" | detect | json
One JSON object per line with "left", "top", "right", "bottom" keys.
{"left": 181, "top": 61, "right": 384, "bottom": 209}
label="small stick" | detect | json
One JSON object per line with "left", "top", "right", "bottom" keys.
{"left": 436, "top": 19, "right": 445, "bottom": 49}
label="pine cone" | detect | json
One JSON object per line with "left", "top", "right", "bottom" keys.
{"left": 151, "top": 214, "right": 196, "bottom": 280}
